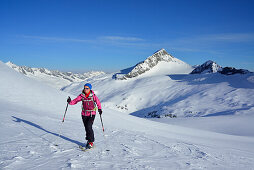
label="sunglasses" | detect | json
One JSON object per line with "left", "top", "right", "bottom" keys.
{"left": 84, "top": 88, "right": 90, "bottom": 90}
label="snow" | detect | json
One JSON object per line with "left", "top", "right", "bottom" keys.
{"left": 1, "top": 60, "right": 254, "bottom": 169}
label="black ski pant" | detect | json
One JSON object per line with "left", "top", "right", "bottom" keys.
{"left": 82, "top": 115, "right": 95, "bottom": 143}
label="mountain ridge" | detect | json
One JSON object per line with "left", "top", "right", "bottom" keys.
{"left": 5, "top": 61, "right": 105, "bottom": 89}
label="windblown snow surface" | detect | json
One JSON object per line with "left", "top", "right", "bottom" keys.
{"left": 1, "top": 60, "right": 254, "bottom": 170}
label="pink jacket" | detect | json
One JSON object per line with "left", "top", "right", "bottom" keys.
{"left": 69, "top": 90, "right": 102, "bottom": 116}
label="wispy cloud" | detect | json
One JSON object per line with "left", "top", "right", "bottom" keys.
{"left": 204, "top": 33, "right": 254, "bottom": 42}
{"left": 155, "top": 33, "right": 254, "bottom": 54}
{"left": 99, "top": 36, "right": 144, "bottom": 42}
{"left": 20, "top": 35, "right": 93, "bottom": 43}
{"left": 19, "top": 33, "right": 254, "bottom": 54}
{"left": 177, "top": 33, "right": 254, "bottom": 44}
{"left": 20, "top": 35, "right": 144, "bottom": 43}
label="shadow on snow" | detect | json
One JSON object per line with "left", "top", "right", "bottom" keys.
{"left": 12, "top": 116, "right": 84, "bottom": 146}
{"left": 130, "top": 73, "right": 254, "bottom": 118}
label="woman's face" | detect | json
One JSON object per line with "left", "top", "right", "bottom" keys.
{"left": 84, "top": 86, "right": 90, "bottom": 93}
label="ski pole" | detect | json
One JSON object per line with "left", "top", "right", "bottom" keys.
{"left": 62, "top": 102, "right": 69, "bottom": 122}
{"left": 99, "top": 114, "right": 105, "bottom": 132}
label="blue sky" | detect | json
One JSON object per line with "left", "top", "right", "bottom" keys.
{"left": 1, "top": 0, "right": 254, "bottom": 72}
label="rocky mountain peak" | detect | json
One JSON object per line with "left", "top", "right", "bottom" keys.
{"left": 190, "top": 60, "right": 252, "bottom": 75}
{"left": 147, "top": 48, "right": 174, "bottom": 63}
{"left": 114, "top": 49, "right": 192, "bottom": 80}
{"left": 190, "top": 60, "right": 222, "bottom": 74}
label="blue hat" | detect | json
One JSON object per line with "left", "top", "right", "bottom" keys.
{"left": 84, "top": 83, "right": 92, "bottom": 89}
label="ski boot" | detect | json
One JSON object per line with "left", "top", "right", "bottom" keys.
{"left": 86, "top": 141, "right": 94, "bottom": 149}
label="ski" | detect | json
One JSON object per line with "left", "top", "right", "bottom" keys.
{"left": 79, "top": 145, "right": 95, "bottom": 152}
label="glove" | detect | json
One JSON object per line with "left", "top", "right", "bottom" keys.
{"left": 98, "top": 109, "right": 102, "bottom": 115}
{"left": 67, "top": 96, "right": 71, "bottom": 103}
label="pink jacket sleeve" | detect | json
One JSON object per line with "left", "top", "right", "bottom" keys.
{"left": 69, "top": 95, "right": 82, "bottom": 105}
{"left": 93, "top": 94, "right": 102, "bottom": 109}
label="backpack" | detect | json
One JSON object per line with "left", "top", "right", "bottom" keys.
{"left": 80, "top": 91, "right": 98, "bottom": 113}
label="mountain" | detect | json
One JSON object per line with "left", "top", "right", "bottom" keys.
{"left": 6, "top": 61, "right": 105, "bottom": 89}
{"left": 191, "top": 60, "right": 252, "bottom": 75}
{"left": 62, "top": 50, "right": 254, "bottom": 118}
{"left": 190, "top": 60, "right": 222, "bottom": 74}
{"left": 114, "top": 49, "right": 193, "bottom": 79}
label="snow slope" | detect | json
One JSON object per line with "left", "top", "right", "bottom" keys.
{"left": 62, "top": 58, "right": 254, "bottom": 138}
{"left": 1, "top": 60, "right": 254, "bottom": 169}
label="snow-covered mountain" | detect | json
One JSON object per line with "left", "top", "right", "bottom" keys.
{"left": 191, "top": 60, "right": 252, "bottom": 75}
{"left": 114, "top": 49, "right": 193, "bottom": 79}
{"left": 6, "top": 61, "right": 105, "bottom": 89}
{"left": 62, "top": 50, "right": 254, "bottom": 119}
{"left": 190, "top": 60, "right": 222, "bottom": 74}
{"left": 63, "top": 63, "right": 254, "bottom": 121}
{"left": 1, "top": 60, "right": 254, "bottom": 169}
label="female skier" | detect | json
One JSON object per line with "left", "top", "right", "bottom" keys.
{"left": 67, "top": 83, "right": 102, "bottom": 149}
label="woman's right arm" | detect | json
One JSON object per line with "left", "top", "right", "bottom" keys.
{"left": 69, "top": 95, "right": 82, "bottom": 105}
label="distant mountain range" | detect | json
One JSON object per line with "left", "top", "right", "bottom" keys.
{"left": 5, "top": 61, "right": 105, "bottom": 89}
{"left": 61, "top": 50, "right": 254, "bottom": 118}
{"left": 113, "top": 49, "right": 252, "bottom": 80}
{"left": 3, "top": 49, "right": 253, "bottom": 118}
{"left": 5, "top": 49, "right": 252, "bottom": 89}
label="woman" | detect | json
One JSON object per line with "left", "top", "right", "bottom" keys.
{"left": 67, "top": 83, "right": 102, "bottom": 149}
